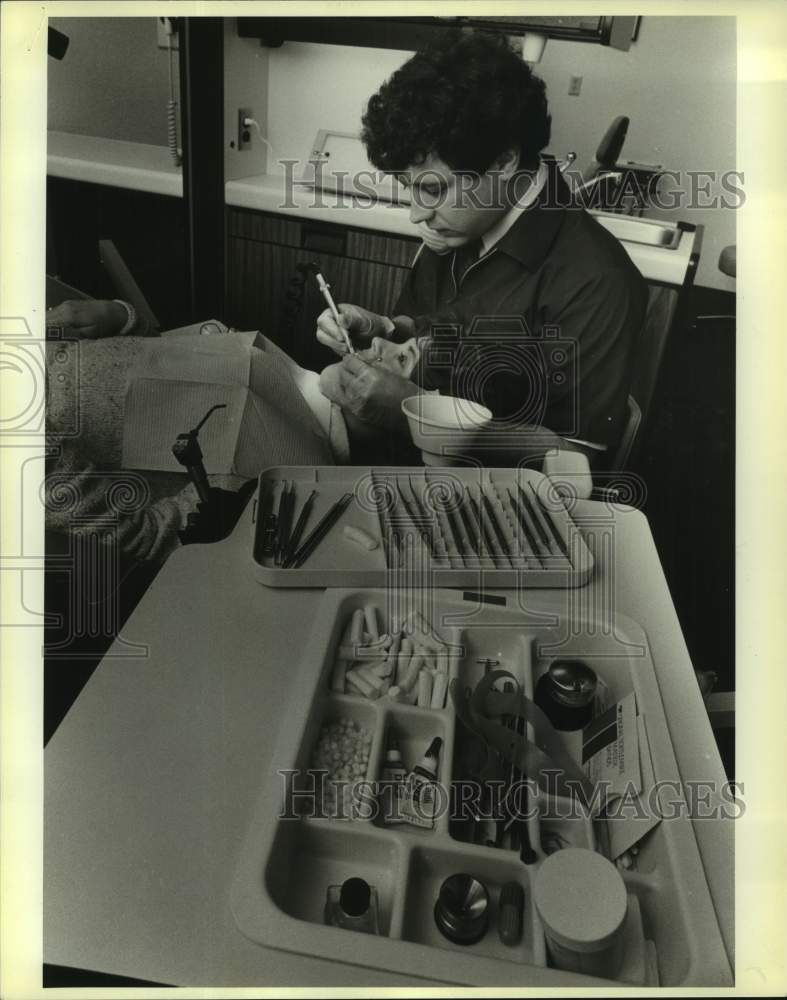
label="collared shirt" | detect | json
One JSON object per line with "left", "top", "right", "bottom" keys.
{"left": 480, "top": 160, "right": 549, "bottom": 256}
{"left": 394, "top": 160, "right": 649, "bottom": 455}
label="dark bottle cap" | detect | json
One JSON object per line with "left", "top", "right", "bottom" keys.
{"left": 434, "top": 873, "right": 489, "bottom": 945}
{"left": 546, "top": 660, "right": 597, "bottom": 708}
{"left": 339, "top": 877, "right": 371, "bottom": 917}
{"left": 413, "top": 736, "right": 443, "bottom": 777}
{"left": 425, "top": 736, "right": 443, "bottom": 758}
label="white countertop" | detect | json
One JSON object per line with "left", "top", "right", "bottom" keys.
{"left": 44, "top": 496, "right": 732, "bottom": 986}
{"left": 48, "top": 131, "right": 184, "bottom": 198}
{"left": 48, "top": 131, "right": 699, "bottom": 286}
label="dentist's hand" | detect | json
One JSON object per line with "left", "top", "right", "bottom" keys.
{"left": 316, "top": 303, "right": 394, "bottom": 357}
{"left": 332, "top": 354, "right": 416, "bottom": 429}
{"left": 417, "top": 223, "right": 454, "bottom": 256}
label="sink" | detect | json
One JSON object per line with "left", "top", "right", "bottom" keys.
{"left": 591, "top": 213, "right": 682, "bottom": 249}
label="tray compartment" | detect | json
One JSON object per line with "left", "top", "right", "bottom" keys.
{"left": 537, "top": 813, "right": 595, "bottom": 855}
{"left": 294, "top": 694, "right": 382, "bottom": 821}
{"left": 323, "top": 596, "right": 461, "bottom": 713}
{"left": 252, "top": 466, "right": 594, "bottom": 588}
{"left": 373, "top": 705, "right": 453, "bottom": 836}
{"left": 531, "top": 622, "right": 731, "bottom": 985}
{"left": 264, "top": 820, "right": 404, "bottom": 937}
{"left": 231, "top": 588, "right": 732, "bottom": 986}
{"left": 401, "top": 844, "right": 546, "bottom": 966}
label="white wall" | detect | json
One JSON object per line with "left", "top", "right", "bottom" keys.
{"left": 49, "top": 17, "right": 737, "bottom": 290}
{"left": 49, "top": 18, "right": 176, "bottom": 145}
{"left": 264, "top": 42, "right": 408, "bottom": 171}
{"left": 261, "top": 20, "right": 737, "bottom": 290}
{"left": 535, "top": 16, "right": 736, "bottom": 291}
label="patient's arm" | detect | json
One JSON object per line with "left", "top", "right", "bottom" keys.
{"left": 46, "top": 299, "right": 155, "bottom": 340}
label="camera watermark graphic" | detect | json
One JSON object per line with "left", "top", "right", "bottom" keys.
{"left": 1, "top": 314, "right": 150, "bottom": 656}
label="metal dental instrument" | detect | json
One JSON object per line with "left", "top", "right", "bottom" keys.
{"left": 467, "top": 491, "right": 495, "bottom": 561}
{"left": 528, "top": 481, "right": 570, "bottom": 559}
{"left": 311, "top": 262, "right": 354, "bottom": 355}
{"left": 258, "top": 481, "right": 278, "bottom": 558}
{"left": 371, "top": 472, "right": 402, "bottom": 569}
{"left": 396, "top": 477, "right": 435, "bottom": 557}
{"left": 472, "top": 489, "right": 505, "bottom": 566}
{"left": 283, "top": 492, "right": 354, "bottom": 569}
{"left": 503, "top": 680, "right": 538, "bottom": 865}
{"left": 443, "top": 495, "right": 468, "bottom": 563}
{"left": 282, "top": 489, "right": 317, "bottom": 565}
{"left": 512, "top": 487, "right": 550, "bottom": 562}
{"left": 275, "top": 481, "right": 295, "bottom": 565}
{"left": 456, "top": 486, "right": 481, "bottom": 557}
{"left": 506, "top": 488, "right": 542, "bottom": 566}
{"left": 480, "top": 488, "right": 516, "bottom": 569}
{"left": 518, "top": 484, "right": 560, "bottom": 561}
{"left": 425, "top": 475, "right": 466, "bottom": 563}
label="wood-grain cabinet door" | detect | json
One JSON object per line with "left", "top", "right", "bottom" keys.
{"left": 227, "top": 237, "right": 414, "bottom": 371}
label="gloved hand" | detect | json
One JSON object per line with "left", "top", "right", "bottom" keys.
{"left": 332, "top": 353, "right": 418, "bottom": 429}
{"left": 316, "top": 303, "right": 394, "bottom": 356}
{"left": 46, "top": 299, "right": 129, "bottom": 339}
{"left": 417, "top": 222, "right": 455, "bottom": 256}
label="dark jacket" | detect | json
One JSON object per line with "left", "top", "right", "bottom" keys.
{"left": 394, "top": 162, "right": 648, "bottom": 451}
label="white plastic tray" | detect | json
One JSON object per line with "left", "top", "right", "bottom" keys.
{"left": 230, "top": 589, "right": 732, "bottom": 986}
{"left": 252, "top": 466, "right": 594, "bottom": 589}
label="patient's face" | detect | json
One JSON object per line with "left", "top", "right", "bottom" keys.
{"left": 318, "top": 336, "right": 421, "bottom": 408}
{"left": 356, "top": 337, "right": 420, "bottom": 378}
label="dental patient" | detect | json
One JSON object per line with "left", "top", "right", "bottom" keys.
{"left": 319, "top": 335, "right": 422, "bottom": 425}
{"left": 44, "top": 300, "right": 424, "bottom": 563}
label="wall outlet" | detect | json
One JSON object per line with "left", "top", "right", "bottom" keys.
{"left": 157, "top": 17, "right": 179, "bottom": 50}
{"left": 237, "top": 108, "right": 253, "bottom": 151}
{"left": 568, "top": 75, "right": 583, "bottom": 96}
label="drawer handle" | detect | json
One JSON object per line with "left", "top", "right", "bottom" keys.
{"left": 300, "top": 226, "right": 346, "bottom": 257}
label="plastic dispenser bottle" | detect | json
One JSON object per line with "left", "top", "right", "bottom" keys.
{"left": 380, "top": 739, "right": 408, "bottom": 825}
{"left": 402, "top": 736, "right": 442, "bottom": 829}
{"left": 324, "top": 877, "right": 380, "bottom": 935}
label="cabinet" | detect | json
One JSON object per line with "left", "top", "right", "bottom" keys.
{"left": 225, "top": 208, "right": 420, "bottom": 371}
{"left": 237, "top": 16, "right": 639, "bottom": 52}
{"left": 47, "top": 177, "right": 189, "bottom": 330}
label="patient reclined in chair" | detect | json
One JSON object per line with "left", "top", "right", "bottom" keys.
{"left": 44, "top": 328, "right": 423, "bottom": 563}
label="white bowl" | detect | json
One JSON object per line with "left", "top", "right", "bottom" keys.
{"left": 401, "top": 394, "right": 493, "bottom": 465}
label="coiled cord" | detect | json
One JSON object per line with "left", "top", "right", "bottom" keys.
{"left": 167, "top": 35, "right": 181, "bottom": 167}
{"left": 167, "top": 99, "right": 181, "bottom": 167}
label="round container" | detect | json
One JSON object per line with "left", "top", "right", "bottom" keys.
{"left": 534, "top": 659, "right": 597, "bottom": 731}
{"left": 533, "top": 848, "right": 627, "bottom": 979}
{"left": 434, "top": 873, "right": 490, "bottom": 945}
{"left": 401, "top": 395, "right": 492, "bottom": 466}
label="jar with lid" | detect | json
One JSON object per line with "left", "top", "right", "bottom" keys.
{"left": 533, "top": 848, "right": 627, "bottom": 979}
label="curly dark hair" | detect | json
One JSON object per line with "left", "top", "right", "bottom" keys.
{"left": 361, "top": 30, "right": 551, "bottom": 174}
